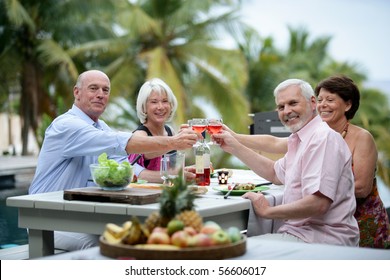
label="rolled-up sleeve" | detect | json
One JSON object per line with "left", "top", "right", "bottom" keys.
{"left": 58, "top": 117, "right": 132, "bottom": 158}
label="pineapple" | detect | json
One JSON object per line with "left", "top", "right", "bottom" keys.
{"left": 143, "top": 211, "right": 162, "bottom": 233}
{"left": 174, "top": 183, "right": 203, "bottom": 232}
{"left": 144, "top": 176, "right": 203, "bottom": 232}
{"left": 175, "top": 210, "right": 203, "bottom": 233}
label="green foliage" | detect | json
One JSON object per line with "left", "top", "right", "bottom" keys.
{"left": 0, "top": 0, "right": 123, "bottom": 154}
{"left": 86, "top": 0, "right": 250, "bottom": 131}
{"left": 1, "top": 0, "right": 389, "bottom": 188}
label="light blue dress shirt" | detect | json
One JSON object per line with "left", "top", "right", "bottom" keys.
{"left": 29, "top": 105, "right": 144, "bottom": 194}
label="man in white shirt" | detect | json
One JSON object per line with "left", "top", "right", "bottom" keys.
{"left": 213, "top": 79, "right": 359, "bottom": 246}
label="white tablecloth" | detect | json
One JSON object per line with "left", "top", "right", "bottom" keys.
{"left": 36, "top": 237, "right": 390, "bottom": 260}
{"left": 246, "top": 189, "right": 284, "bottom": 236}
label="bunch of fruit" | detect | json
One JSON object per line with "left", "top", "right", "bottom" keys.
{"left": 102, "top": 176, "right": 242, "bottom": 249}
{"left": 146, "top": 220, "right": 241, "bottom": 248}
{"left": 103, "top": 218, "right": 241, "bottom": 249}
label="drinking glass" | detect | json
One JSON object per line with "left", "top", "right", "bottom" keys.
{"left": 160, "top": 151, "right": 185, "bottom": 185}
{"left": 188, "top": 118, "right": 207, "bottom": 147}
{"left": 206, "top": 118, "right": 223, "bottom": 145}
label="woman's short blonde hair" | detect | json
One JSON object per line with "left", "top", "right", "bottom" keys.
{"left": 136, "top": 78, "right": 178, "bottom": 124}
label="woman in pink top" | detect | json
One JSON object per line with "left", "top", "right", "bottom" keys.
{"left": 128, "top": 78, "right": 178, "bottom": 183}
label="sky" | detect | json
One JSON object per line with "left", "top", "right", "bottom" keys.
{"left": 239, "top": 0, "right": 390, "bottom": 82}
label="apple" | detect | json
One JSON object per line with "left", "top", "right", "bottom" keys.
{"left": 189, "top": 233, "right": 214, "bottom": 247}
{"left": 183, "top": 226, "right": 198, "bottom": 236}
{"left": 170, "top": 230, "right": 191, "bottom": 248}
{"left": 152, "top": 227, "right": 168, "bottom": 234}
{"left": 167, "top": 220, "right": 185, "bottom": 236}
{"left": 147, "top": 231, "right": 171, "bottom": 245}
{"left": 200, "top": 221, "right": 221, "bottom": 235}
{"left": 211, "top": 229, "right": 231, "bottom": 245}
{"left": 227, "top": 227, "right": 241, "bottom": 243}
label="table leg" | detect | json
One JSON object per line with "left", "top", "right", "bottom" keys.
{"left": 28, "top": 229, "right": 54, "bottom": 258}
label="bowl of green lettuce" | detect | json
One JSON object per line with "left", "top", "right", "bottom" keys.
{"left": 90, "top": 153, "right": 133, "bottom": 191}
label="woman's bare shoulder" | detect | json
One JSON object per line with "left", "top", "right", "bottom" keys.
{"left": 348, "top": 124, "right": 377, "bottom": 153}
{"left": 350, "top": 124, "right": 375, "bottom": 141}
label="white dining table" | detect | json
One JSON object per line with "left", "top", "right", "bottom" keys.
{"left": 6, "top": 169, "right": 284, "bottom": 259}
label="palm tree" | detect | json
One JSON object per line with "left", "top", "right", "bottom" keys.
{"left": 68, "top": 0, "right": 250, "bottom": 134}
{"left": 236, "top": 26, "right": 336, "bottom": 114}
{"left": 63, "top": 0, "right": 252, "bottom": 168}
{"left": 0, "top": 0, "right": 118, "bottom": 154}
{"left": 233, "top": 25, "right": 283, "bottom": 113}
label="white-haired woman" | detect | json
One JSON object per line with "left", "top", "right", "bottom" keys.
{"left": 128, "top": 78, "right": 180, "bottom": 183}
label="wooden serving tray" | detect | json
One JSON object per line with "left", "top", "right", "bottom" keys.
{"left": 63, "top": 187, "right": 161, "bottom": 205}
{"left": 99, "top": 235, "right": 246, "bottom": 260}
{"left": 129, "top": 183, "right": 163, "bottom": 190}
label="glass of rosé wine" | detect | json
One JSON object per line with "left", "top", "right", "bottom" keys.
{"left": 206, "top": 118, "right": 223, "bottom": 145}
{"left": 188, "top": 118, "right": 207, "bottom": 147}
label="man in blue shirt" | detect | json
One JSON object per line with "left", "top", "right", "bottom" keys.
{"left": 29, "top": 70, "right": 197, "bottom": 251}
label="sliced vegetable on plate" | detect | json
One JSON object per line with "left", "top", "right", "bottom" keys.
{"left": 212, "top": 183, "right": 270, "bottom": 196}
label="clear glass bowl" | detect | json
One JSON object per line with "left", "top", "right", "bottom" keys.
{"left": 89, "top": 163, "right": 133, "bottom": 191}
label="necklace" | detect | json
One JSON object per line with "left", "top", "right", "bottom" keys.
{"left": 341, "top": 121, "right": 349, "bottom": 138}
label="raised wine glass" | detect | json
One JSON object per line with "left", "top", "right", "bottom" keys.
{"left": 206, "top": 118, "right": 223, "bottom": 145}
{"left": 188, "top": 118, "right": 207, "bottom": 147}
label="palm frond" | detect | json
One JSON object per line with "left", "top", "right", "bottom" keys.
{"left": 4, "top": 0, "right": 35, "bottom": 30}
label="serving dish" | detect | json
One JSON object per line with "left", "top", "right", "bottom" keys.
{"left": 99, "top": 234, "right": 246, "bottom": 260}
{"left": 90, "top": 161, "right": 133, "bottom": 191}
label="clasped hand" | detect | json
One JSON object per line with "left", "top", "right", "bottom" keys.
{"left": 242, "top": 192, "right": 270, "bottom": 218}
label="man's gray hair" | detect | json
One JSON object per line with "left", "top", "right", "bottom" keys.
{"left": 274, "top": 79, "right": 315, "bottom": 101}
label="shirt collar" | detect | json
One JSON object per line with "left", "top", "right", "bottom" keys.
{"left": 292, "top": 115, "right": 322, "bottom": 143}
{"left": 70, "top": 104, "right": 97, "bottom": 126}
